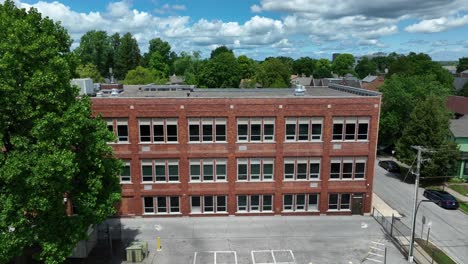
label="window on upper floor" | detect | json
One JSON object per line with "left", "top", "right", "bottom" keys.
{"left": 332, "top": 117, "right": 369, "bottom": 141}
{"left": 189, "top": 159, "right": 227, "bottom": 182}
{"left": 329, "top": 157, "right": 367, "bottom": 180}
{"left": 141, "top": 160, "right": 179, "bottom": 183}
{"left": 120, "top": 161, "right": 131, "bottom": 183}
{"left": 106, "top": 118, "right": 129, "bottom": 143}
{"left": 284, "top": 158, "right": 321, "bottom": 181}
{"left": 139, "top": 118, "right": 178, "bottom": 143}
{"left": 237, "top": 158, "right": 274, "bottom": 182}
{"left": 237, "top": 118, "right": 275, "bottom": 143}
{"left": 285, "top": 117, "right": 323, "bottom": 142}
{"left": 188, "top": 118, "right": 227, "bottom": 143}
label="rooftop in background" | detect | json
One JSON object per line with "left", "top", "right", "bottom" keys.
{"left": 446, "top": 95, "right": 468, "bottom": 115}
{"left": 450, "top": 115, "right": 468, "bottom": 138}
{"left": 96, "top": 83, "right": 380, "bottom": 99}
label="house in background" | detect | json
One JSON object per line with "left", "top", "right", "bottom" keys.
{"left": 167, "top": 74, "right": 185, "bottom": 85}
{"left": 361, "top": 75, "right": 385, "bottom": 92}
{"left": 447, "top": 95, "right": 468, "bottom": 178}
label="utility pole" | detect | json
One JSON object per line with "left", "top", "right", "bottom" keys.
{"left": 408, "top": 146, "right": 425, "bottom": 262}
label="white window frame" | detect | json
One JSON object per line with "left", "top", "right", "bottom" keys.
{"left": 142, "top": 160, "right": 180, "bottom": 183}
{"left": 237, "top": 158, "right": 275, "bottom": 182}
{"left": 283, "top": 194, "right": 320, "bottom": 212}
{"left": 357, "top": 117, "right": 370, "bottom": 141}
{"left": 285, "top": 117, "right": 323, "bottom": 142}
{"left": 328, "top": 193, "right": 351, "bottom": 211}
{"left": 329, "top": 157, "right": 367, "bottom": 180}
{"left": 141, "top": 160, "right": 153, "bottom": 183}
{"left": 333, "top": 117, "right": 370, "bottom": 142}
{"left": 189, "top": 159, "right": 228, "bottom": 182}
{"left": 120, "top": 161, "right": 131, "bottom": 183}
{"left": 236, "top": 117, "right": 276, "bottom": 143}
{"left": 188, "top": 118, "right": 227, "bottom": 143}
{"left": 236, "top": 195, "right": 273, "bottom": 213}
{"left": 284, "top": 158, "right": 321, "bottom": 181}
{"left": 143, "top": 197, "right": 155, "bottom": 214}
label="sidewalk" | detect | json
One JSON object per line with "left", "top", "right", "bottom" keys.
{"left": 443, "top": 184, "right": 468, "bottom": 202}
{"left": 372, "top": 192, "right": 402, "bottom": 217}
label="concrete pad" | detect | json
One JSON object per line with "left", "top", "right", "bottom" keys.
{"left": 372, "top": 192, "right": 402, "bottom": 217}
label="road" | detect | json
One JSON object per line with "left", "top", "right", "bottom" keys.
{"left": 373, "top": 161, "right": 468, "bottom": 264}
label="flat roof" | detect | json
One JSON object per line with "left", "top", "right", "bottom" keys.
{"left": 96, "top": 83, "right": 381, "bottom": 99}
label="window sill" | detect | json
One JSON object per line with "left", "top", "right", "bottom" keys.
{"left": 108, "top": 142, "right": 131, "bottom": 145}
{"left": 236, "top": 141, "right": 276, "bottom": 144}
{"left": 284, "top": 140, "right": 323, "bottom": 143}
{"left": 282, "top": 210, "right": 319, "bottom": 213}
{"left": 188, "top": 141, "right": 227, "bottom": 144}
{"left": 235, "top": 211, "right": 273, "bottom": 214}
{"left": 141, "top": 181, "right": 181, "bottom": 184}
{"left": 120, "top": 182, "right": 133, "bottom": 185}
{"left": 143, "top": 212, "right": 182, "bottom": 215}
{"left": 189, "top": 181, "right": 228, "bottom": 183}
{"left": 235, "top": 180, "right": 274, "bottom": 183}
{"left": 326, "top": 209, "right": 351, "bottom": 212}
{"left": 189, "top": 212, "right": 228, "bottom": 215}
{"left": 283, "top": 179, "right": 321, "bottom": 182}
{"left": 139, "top": 142, "right": 179, "bottom": 144}
{"left": 330, "top": 140, "right": 369, "bottom": 143}
{"left": 329, "top": 179, "right": 364, "bottom": 181}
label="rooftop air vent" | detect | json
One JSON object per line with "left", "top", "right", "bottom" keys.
{"left": 294, "top": 83, "right": 305, "bottom": 96}
{"left": 110, "top": 88, "right": 119, "bottom": 97}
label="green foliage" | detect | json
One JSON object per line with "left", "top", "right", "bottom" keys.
{"left": 396, "top": 96, "right": 459, "bottom": 178}
{"left": 457, "top": 57, "right": 468, "bottom": 73}
{"left": 143, "top": 38, "right": 172, "bottom": 77}
{"left": 379, "top": 75, "right": 452, "bottom": 145}
{"left": 355, "top": 57, "right": 377, "bottom": 79}
{"left": 388, "top": 52, "right": 453, "bottom": 88}
{"left": 0, "top": 1, "right": 121, "bottom": 263}
{"left": 210, "top": 46, "right": 233, "bottom": 59}
{"left": 314, "top": 59, "right": 333, "bottom": 78}
{"left": 199, "top": 52, "right": 240, "bottom": 88}
{"left": 457, "top": 81, "right": 468, "bottom": 97}
{"left": 114, "top": 32, "right": 141, "bottom": 80}
{"left": 237, "top": 55, "right": 256, "bottom": 79}
{"left": 76, "top": 63, "right": 104, "bottom": 83}
{"left": 292, "top": 57, "right": 316, "bottom": 77}
{"left": 74, "top": 31, "right": 112, "bottom": 77}
{"left": 332, "top": 53, "right": 355, "bottom": 76}
{"left": 256, "top": 58, "right": 290, "bottom": 88}
{"left": 123, "top": 66, "right": 165, "bottom": 85}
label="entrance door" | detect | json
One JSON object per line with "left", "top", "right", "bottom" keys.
{"left": 351, "top": 194, "right": 363, "bottom": 215}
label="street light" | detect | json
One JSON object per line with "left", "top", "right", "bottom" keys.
{"left": 408, "top": 199, "right": 433, "bottom": 262}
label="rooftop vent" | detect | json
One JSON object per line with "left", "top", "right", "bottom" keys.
{"left": 294, "top": 83, "right": 305, "bottom": 96}
{"left": 110, "top": 88, "right": 119, "bottom": 97}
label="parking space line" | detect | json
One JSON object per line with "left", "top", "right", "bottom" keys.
{"left": 193, "top": 252, "right": 197, "bottom": 264}
{"left": 193, "top": 251, "right": 237, "bottom": 264}
{"left": 251, "top": 250, "right": 296, "bottom": 264}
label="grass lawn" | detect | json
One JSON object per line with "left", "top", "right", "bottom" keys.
{"left": 449, "top": 184, "right": 468, "bottom": 196}
{"left": 415, "top": 238, "right": 457, "bottom": 264}
{"left": 458, "top": 201, "right": 468, "bottom": 215}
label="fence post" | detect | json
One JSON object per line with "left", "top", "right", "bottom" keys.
{"left": 372, "top": 207, "right": 375, "bottom": 217}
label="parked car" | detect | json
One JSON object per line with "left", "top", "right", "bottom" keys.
{"left": 378, "top": 160, "right": 401, "bottom": 173}
{"left": 423, "top": 189, "right": 459, "bottom": 209}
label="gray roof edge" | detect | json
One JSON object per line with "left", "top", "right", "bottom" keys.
{"left": 328, "top": 83, "right": 382, "bottom": 96}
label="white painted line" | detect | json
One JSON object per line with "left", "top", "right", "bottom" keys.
{"left": 214, "top": 251, "right": 217, "bottom": 264}
{"left": 193, "top": 252, "right": 197, "bottom": 264}
{"left": 271, "top": 250, "right": 276, "bottom": 264}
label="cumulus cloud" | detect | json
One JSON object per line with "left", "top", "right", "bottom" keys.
{"left": 405, "top": 15, "right": 468, "bottom": 33}
{"left": 154, "top": 3, "right": 187, "bottom": 14}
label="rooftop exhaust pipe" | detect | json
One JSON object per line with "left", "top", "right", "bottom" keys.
{"left": 294, "top": 83, "right": 305, "bottom": 96}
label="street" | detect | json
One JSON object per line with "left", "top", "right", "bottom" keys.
{"left": 373, "top": 161, "right": 468, "bottom": 263}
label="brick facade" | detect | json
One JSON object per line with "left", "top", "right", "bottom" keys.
{"left": 92, "top": 93, "right": 381, "bottom": 217}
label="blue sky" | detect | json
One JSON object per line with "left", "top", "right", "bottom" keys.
{"left": 10, "top": 0, "right": 468, "bottom": 61}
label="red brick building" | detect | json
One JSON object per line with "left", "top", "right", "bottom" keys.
{"left": 91, "top": 84, "right": 381, "bottom": 217}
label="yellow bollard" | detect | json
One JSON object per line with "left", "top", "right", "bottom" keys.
{"left": 157, "top": 236, "right": 162, "bottom": 251}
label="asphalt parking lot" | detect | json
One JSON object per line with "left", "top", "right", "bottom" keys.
{"left": 104, "top": 215, "right": 407, "bottom": 264}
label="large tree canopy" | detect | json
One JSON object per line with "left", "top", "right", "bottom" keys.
{"left": 114, "top": 32, "right": 141, "bottom": 80}
{"left": 332, "top": 53, "right": 355, "bottom": 76}
{"left": 74, "top": 30, "right": 112, "bottom": 78}
{"left": 0, "top": 1, "right": 121, "bottom": 263}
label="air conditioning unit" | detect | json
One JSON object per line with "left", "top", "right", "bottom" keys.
{"left": 126, "top": 241, "right": 148, "bottom": 262}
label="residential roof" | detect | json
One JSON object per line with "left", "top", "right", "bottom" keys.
{"left": 362, "top": 75, "right": 378, "bottom": 83}
{"left": 453, "top": 77, "right": 468, "bottom": 91}
{"left": 450, "top": 115, "right": 468, "bottom": 138}
{"left": 167, "top": 74, "right": 185, "bottom": 85}
{"left": 291, "top": 76, "right": 314, "bottom": 86}
{"left": 362, "top": 76, "right": 385, "bottom": 91}
{"left": 97, "top": 83, "right": 380, "bottom": 99}
{"left": 446, "top": 95, "right": 468, "bottom": 115}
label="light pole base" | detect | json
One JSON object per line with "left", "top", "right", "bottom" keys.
{"left": 408, "top": 255, "right": 414, "bottom": 263}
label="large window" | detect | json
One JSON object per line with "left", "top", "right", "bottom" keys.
{"left": 120, "top": 161, "right": 131, "bottom": 183}
{"left": 328, "top": 193, "right": 351, "bottom": 211}
{"left": 332, "top": 117, "right": 369, "bottom": 141}
{"left": 236, "top": 195, "right": 273, "bottom": 212}
{"left": 237, "top": 158, "right": 274, "bottom": 181}
{"left": 141, "top": 160, "right": 179, "bottom": 183}
{"left": 283, "top": 194, "right": 319, "bottom": 212}
{"left": 139, "top": 118, "right": 178, "bottom": 143}
{"left": 285, "top": 117, "right": 323, "bottom": 142}
{"left": 329, "top": 157, "right": 367, "bottom": 180}
{"left": 188, "top": 118, "right": 227, "bottom": 143}
{"left": 189, "top": 159, "right": 227, "bottom": 182}
{"left": 143, "top": 196, "right": 180, "bottom": 214}
{"left": 237, "top": 118, "right": 275, "bottom": 142}
{"left": 190, "top": 195, "right": 227, "bottom": 213}
{"left": 106, "top": 118, "right": 129, "bottom": 143}
{"left": 284, "top": 158, "right": 321, "bottom": 181}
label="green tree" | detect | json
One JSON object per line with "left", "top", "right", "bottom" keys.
{"left": 76, "top": 63, "right": 104, "bottom": 83}
{"left": 0, "top": 1, "right": 121, "bottom": 263}
{"left": 457, "top": 81, "right": 468, "bottom": 97}
{"left": 200, "top": 52, "right": 240, "bottom": 88}
{"left": 237, "top": 55, "right": 256, "bottom": 79}
{"left": 210, "top": 45, "right": 232, "bottom": 59}
{"left": 108, "top": 33, "right": 121, "bottom": 76}
{"left": 74, "top": 30, "right": 112, "bottom": 77}
{"left": 332, "top": 53, "right": 355, "bottom": 76}
{"left": 355, "top": 57, "right": 377, "bottom": 79}
{"left": 292, "top": 57, "right": 316, "bottom": 77}
{"left": 123, "top": 66, "right": 165, "bottom": 85}
{"left": 388, "top": 52, "right": 453, "bottom": 88}
{"left": 314, "top": 59, "right": 333, "bottom": 78}
{"left": 255, "top": 58, "right": 290, "bottom": 88}
{"left": 457, "top": 57, "right": 468, "bottom": 73}
{"left": 396, "top": 96, "right": 459, "bottom": 178}
{"left": 114, "top": 32, "right": 141, "bottom": 80}
{"left": 379, "top": 75, "right": 452, "bottom": 146}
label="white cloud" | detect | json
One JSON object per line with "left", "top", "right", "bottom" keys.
{"left": 405, "top": 15, "right": 468, "bottom": 33}
{"left": 250, "top": 4, "right": 262, "bottom": 13}
{"left": 154, "top": 3, "right": 186, "bottom": 14}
